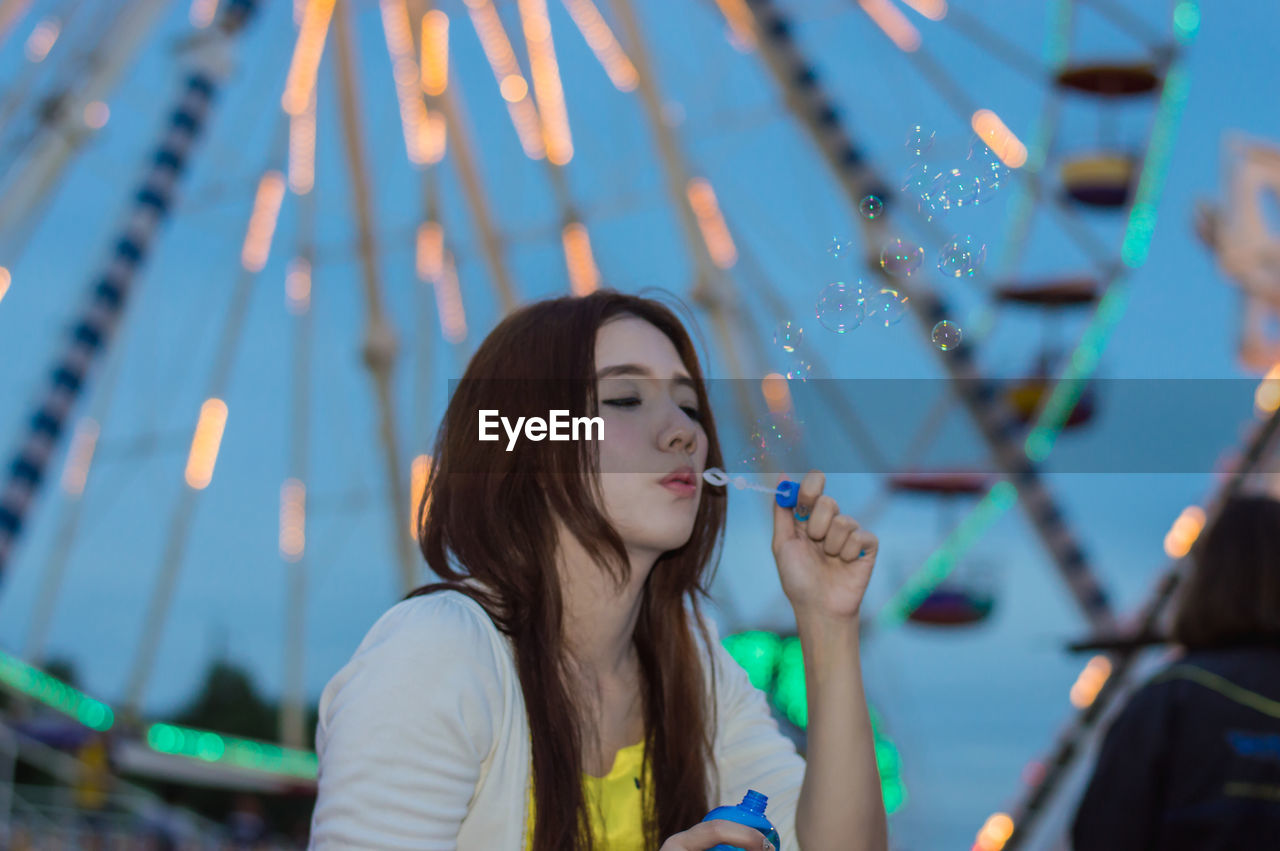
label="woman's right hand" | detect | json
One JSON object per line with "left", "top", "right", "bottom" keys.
{"left": 659, "top": 819, "right": 774, "bottom": 851}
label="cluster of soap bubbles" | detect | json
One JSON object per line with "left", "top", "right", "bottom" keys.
{"left": 903, "top": 125, "right": 1011, "bottom": 221}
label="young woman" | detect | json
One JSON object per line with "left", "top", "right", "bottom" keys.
{"left": 1072, "top": 494, "right": 1280, "bottom": 850}
{"left": 308, "top": 291, "right": 889, "bottom": 851}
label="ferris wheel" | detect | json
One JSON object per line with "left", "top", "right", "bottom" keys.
{"left": 0, "top": 0, "right": 1255, "bottom": 848}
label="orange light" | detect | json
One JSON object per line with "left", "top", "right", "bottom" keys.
{"left": 185, "top": 399, "right": 228, "bottom": 490}
{"left": 0, "top": 267, "right": 9, "bottom": 304}
{"left": 713, "top": 0, "right": 756, "bottom": 51}
{"left": 189, "top": 0, "right": 219, "bottom": 28}
{"left": 280, "top": 478, "right": 306, "bottom": 561}
{"left": 971, "top": 109, "right": 1028, "bottom": 168}
{"left": 1256, "top": 363, "right": 1280, "bottom": 414}
{"left": 282, "top": 0, "right": 337, "bottom": 116}
{"left": 60, "top": 418, "right": 100, "bottom": 496}
{"left": 465, "top": 0, "right": 545, "bottom": 160}
{"left": 561, "top": 222, "right": 600, "bottom": 296}
{"left": 761, "top": 374, "right": 792, "bottom": 414}
{"left": 857, "top": 0, "right": 921, "bottom": 52}
{"left": 899, "top": 0, "right": 947, "bottom": 21}
{"left": 560, "top": 0, "right": 637, "bottom": 92}
{"left": 973, "top": 812, "right": 1015, "bottom": 851}
{"left": 410, "top": 455, "right": 432, "bottom": 536}
{"left": 416, "top": 221, "right": 445, "bottom": 283}
{"left": 518, "top": 0, "right": 574, "bottom": 165}
{"left": 435, "top": 256, "right": 467, "bottom": 343}
{"left": 1163, "top": 505, "right": 1206, "bottom": 558}
{"left": 686, "top": 178, "right": 737, "bottom": 269}
{"left": 83, "top": 101, "right": 109, "bottom": 129}
{"left": 421, "top": 9, "right": 449, "bottom": 96}
{"left": 242, "top": 171, "right": 286, "bottom": 273}
{"left": 24, "top": 16, "right": 59, "bottom": 61}
{"left": 288, "top": 91, "right": 316, "bottom": 195}
{"left": 420, "top": 110, "right": 447, "bottom": 164}
{"left": 286, "top": 257, "right": 311, "bottom": 315}
{"left": 1069, "top": 655, "right": 1112, "bottom": 708}
{"left": 380, "top": 0, "right": 434, "bottom": 165}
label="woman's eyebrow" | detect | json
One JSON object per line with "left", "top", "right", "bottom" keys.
{"left": 595, "top": 364, "right": 695, "bottom": 389}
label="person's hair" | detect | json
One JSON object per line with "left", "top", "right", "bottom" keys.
{"left": 407, "top": 290, "right": 728, "bottom": 850}
{"left": 1171, "top": 494, "right": 1280, "bottom": 650}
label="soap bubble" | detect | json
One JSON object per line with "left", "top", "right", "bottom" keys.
{"left": 906, "top": 124, "right": 935, "bottom": 157}
{"left": 865, "top": 288, "right": 909, "bottom": 327}
{"left": 879, "top": 239, "right": 924, "bottom": 278}
{"left": 774, "top": 321, "right": 803, "bottom": 353}
{"left": 931, "top": 320, "right": 963, "bottom": 350}
{"left": 827, "top": 235, "right": 851, "bottom": 259}
{"left": 739, "top": 412, "right": 804, "bottom": 469}
{"left": 968, "top": 138, "right": 1011, "bottom": 195}
{"left": 815, "top": 281, "right": 866, "bottom": 334}
{"left": 931, "top": 167, "right": 982, "bottom": 211}
{"left": 859, "top": 195, "right": 884, "bottom": 220}
{"left": 785, "top": 355, "right": 814, "bottom": 382}
{"left": 937, "top": 235, "right": 987, "bottom": 278}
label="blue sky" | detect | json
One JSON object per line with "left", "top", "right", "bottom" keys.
{"left": 0, "top": 0, "right": 1277, "bottom": 846}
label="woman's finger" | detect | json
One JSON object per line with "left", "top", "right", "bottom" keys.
{"left": 658, "top": 819, "right": 773, "bottom": 851}
{"left": 841, "top": 528, "right": 878, "bottom": 563}
{"left": 824, "top": 514, "right": 854, "bottom": 557}
{"left": 805, "top": 494, "right": 839, "bottom": 541}
{"left": 792, "top": 469, "right": 826, "bottom": 523}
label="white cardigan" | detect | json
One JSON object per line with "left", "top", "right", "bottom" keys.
{"left": 308, "top": 587, "right": 806, "bottom": 850}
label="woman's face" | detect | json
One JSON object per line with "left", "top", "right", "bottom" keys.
{"left": 593, "top": 316, "right": 709, "bottom": 559}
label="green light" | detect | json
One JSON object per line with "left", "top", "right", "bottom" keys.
{"left": 721, "top": 631, "right": 782, "bottom": 691}
{"left": 1173, "top": 2, "right": 1200, "bottom": 42}
{"left": 722, "top": 644, "right": 908, "bottom": 814}
{"left": 0, "top": 649, "right": 114, "bottom": 731}
{"left": 146, "top": 722, "right": 318, "bottom": 779}
{"left": 773, "top": 637, "right": 807, "bottom": 728}
{"left": 874, "top": 483, "right": 1014, "bottom": 629}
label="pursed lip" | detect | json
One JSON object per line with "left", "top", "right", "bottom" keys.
{"left": 659, "top": 466, "right": 696, "bottom": 487}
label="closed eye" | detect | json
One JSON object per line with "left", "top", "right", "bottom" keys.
{"left": 604, "top": 398, "right": 702, "bottom": 422}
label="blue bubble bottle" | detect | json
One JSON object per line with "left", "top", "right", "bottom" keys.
{"left": 702, "top": 789, "right": 781, "bottom": 851}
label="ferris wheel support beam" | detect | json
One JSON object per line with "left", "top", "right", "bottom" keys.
{"left": 0, "top": 0, "right": 260, "bottom": 586}
{"left": 1002, "top": 404, "right": 1280, "bottom": 849}
{"left": 0, "top": 0, "right": 173, "bottom": 253}
{"left": 331, "top": 0, "right": 420, "bottom": 598}
{"left": 736, "top": 0, "right": 1117, "bottom": 630}
{"left": 610, "top": 0, "right": 766, "bottom": 449}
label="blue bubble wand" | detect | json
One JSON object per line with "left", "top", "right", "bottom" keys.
{"left": 702, "top": 467, "right": 799, "bottom": 509}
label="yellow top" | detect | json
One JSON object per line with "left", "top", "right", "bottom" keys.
{"left": 524, "top": 740, "right": 651, "bottom": 850}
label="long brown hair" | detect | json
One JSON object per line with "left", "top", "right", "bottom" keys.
{"left": 408, "top": 290, "right": 728, "bottom": 850}
{"left": 1172, "top": 494, "right": 1280, "bottom": 650}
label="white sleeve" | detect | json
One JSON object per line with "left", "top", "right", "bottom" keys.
{"left": 705, "top": 616, "right": 807, "bottom": 851}
{"left": 309, "top": 593, "right": 504, "bottom": 850}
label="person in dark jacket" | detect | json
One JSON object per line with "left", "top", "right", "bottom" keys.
{"left": 1071, "top": 494, "right": 1280, "bottom": 850}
